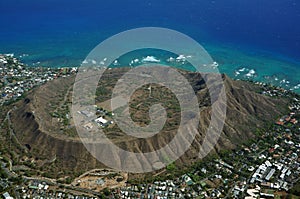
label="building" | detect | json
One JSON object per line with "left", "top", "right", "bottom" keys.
{"left": 95, "top": 117, "right": 108, "bottom": 125}
{"left": 81, "top": 110, "right": 94, "bottom": 118}
{"left": 265, "top": 169, "right": 275, "bottom": 181}
{"left": 3, "top": 192, "right": 13, "bottom": 199}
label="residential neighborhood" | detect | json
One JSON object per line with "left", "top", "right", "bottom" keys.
{"left": 108, "top": 87, "right": 300, "bottom": 198}
{"left": 0, "top": 54, "right": 77, "bottom": 105}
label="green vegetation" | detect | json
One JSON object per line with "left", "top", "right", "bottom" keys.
{"left": 166, "top": 163, "right": 177, "bottom": 172}
{"left": 289, "top": 182, "right": 300, "bottom": 196}
{"left": 0, "top": 166, "right": 8, "bottom": 179}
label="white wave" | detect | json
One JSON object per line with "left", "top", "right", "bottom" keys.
{"left": 99, "top": 58, "right": 108, "bottom": 65}
{"left": 238, "top": 67, "right": 246, "bottom": 72}
{"left": 176, "top": 55, "right": 186, "bottom": 61}
{"left": 167, "top": 57, "right": 175, "bottom": 62}
{"left": 211, "top": 61, "right": 219, "bottom": 68}
{"left": 280, "top": 79, "right": 287, "bottom": 84}
{"left": 142, "top": 56, "right": 160, "bottom": 63}
{"left": 249, "top": 69, "right": 255, "bottom": 74}
{"left": 129, "top": 58, "right": 140, "bottom": 66}
{"left": 235, "top": 71, "right": 240, "bottom": 76}
{"left": 19, "top": 54, "right": 29, "bottom": 58}
{"left": 294, "top": 85, "right": 300, "bottom": 89}
{"left": 245, "top": 69, "right": 256, "bottom": 77}
{"left": 113, "top": 60, "right": 119, "bottom": 65}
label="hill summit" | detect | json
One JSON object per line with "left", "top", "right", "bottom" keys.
{"left": 10, "top": 68, "right": 287, "bottom": 177}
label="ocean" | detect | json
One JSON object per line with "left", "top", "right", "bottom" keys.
{"left": 0, "top": 0, "right": 299, "bottom": 92}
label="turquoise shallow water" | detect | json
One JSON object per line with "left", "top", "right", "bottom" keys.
{"left": 205, "top": 44, "right": 300, "bottom": 93}
{"left": 10, "top": 40, "right": 300, "bottom": 94}
{"left": 100, "top": 44, "right": 300, "bottom": 93}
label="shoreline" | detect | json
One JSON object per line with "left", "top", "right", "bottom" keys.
{"left": 1, "top": 52, "right": 300, "bottom": 95}
{"left": 2, "top": 41, "right": 298, "bottom": 93}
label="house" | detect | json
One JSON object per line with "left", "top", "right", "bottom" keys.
{"left": 290, "top": 118, "right": 298, "bottom": 124}
{"left": 96, "top": 178, "right": 105, "bottom": 186}
{"left": 261, "top": 182, "right": 272, "bottom": 188}
{"left": 248, "top": 166, "right": 255, "bottom": 172}
{"left": 275, "top": 121, "right": 284, "bottom": 126}
{"left": 182, "top": 174, "right": 194, "bottom": 186}
{"left": 265, "top": 169, "right": 275, "bottom": 181}
{"left": 84, "top": 123, "right": 93, "bottom": 130}
{"left": 201, "top": 168, "right": 207, "bottom": 174}
{"left": 260, "top": 192, "right": 274, "bottom": 198}
{"left": 284, "top": 116, "right": 291, "bottom": 122}
{"left": 246, "top": 186, "right": 260, "bottom": 198}
{"left": 265, "top": 160, "right": 272, "bottom": 167}
{"left": 95, "top": 117, "right": 108, "bottom": 125}
{"left": 2, "top": 192, "right": 13, "bottom": 199}
{"left": 81, "top": 110, "right": 94, "bottom": 118}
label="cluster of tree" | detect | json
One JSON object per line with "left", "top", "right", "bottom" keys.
{"left": 289, "top": 182, "right": 300, "bottom": 196}
{"left": 0, "top": 167, "right": 8, "bottom": 178}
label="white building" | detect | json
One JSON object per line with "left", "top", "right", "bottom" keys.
{"left": 95, "top": 117, "right": 108, "bottom": 125}
{"left": 2, "top": 192, "right": 13, "bottom": 199}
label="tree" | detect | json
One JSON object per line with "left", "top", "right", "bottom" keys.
{"left": 289, "top": 182, "right": 300, "bottom": 195}
{"left": 103, "top": 188, "right": 111, "bottom": 196}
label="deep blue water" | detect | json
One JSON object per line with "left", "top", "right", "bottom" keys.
{"left": 0, "top": 0, "right": 299, "bottom": 91}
